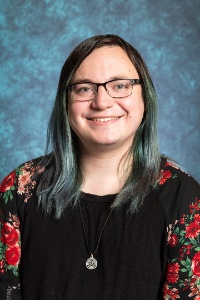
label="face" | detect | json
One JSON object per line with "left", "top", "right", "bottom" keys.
{"left": 68, "top": 46, "right": 145, "bottom": 154}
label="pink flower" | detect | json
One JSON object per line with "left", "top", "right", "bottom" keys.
{"left": 17, "top": 185, "right": 25, "bottom": 195}
{"left": 18, "top": 170, "right": 31, "bottom": 187}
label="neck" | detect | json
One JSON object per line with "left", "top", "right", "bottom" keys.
{"left": 80, "top": 146, "right": 132, "bottom": 195}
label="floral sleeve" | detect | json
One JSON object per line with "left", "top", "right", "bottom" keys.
{"left": 0, "top": 168, "right": 22, "bottom": 299}
{"left": 0, "top": 160, "right": 43, "bottom": 299}
{"left": 159, "top": 162, "right": 200, "bottom": 299}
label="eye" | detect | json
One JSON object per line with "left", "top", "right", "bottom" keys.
{"left": 115, "top": 84, "right": 128, "bottom": 90}
{"left": 74, "top": 84, "right": 94, "bottom": 94}
{"left": 109, "top": 80, "right": 130, "bottom": 91}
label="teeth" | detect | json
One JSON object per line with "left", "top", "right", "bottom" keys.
{"left": 91, "top": 117, "right": 119, "bottom": 122}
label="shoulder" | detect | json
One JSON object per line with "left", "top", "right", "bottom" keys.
{"left": 157, "top": 157, "right": 199, "bottom": 193}
{"left": 1, "top": 155, "right": 47, "bottom": 185}
{"left": 0, "top": 155, "right": 49, "bottom": 204}
{"left": 154, "top": 157, "right": 200, "bottom": 224}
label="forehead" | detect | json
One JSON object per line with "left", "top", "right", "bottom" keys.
{"left": 72, "top": 46, "right": 138, "bottom": 81}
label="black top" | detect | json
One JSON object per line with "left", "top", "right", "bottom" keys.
{"left": 0, "top": 157, "right": 200, "bottom": 299}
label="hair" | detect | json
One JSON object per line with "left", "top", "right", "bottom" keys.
{"left": 37, "top": 34, "right": 161, "bottom": 218}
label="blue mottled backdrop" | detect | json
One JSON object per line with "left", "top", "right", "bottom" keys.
{"left": 0, "top": 0, "right": 200, "bottom": 182}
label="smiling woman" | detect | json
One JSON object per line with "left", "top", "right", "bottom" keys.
{"left": 67, "top": 46, "right": 144, "bottom": 157}
{"left": 0, "top": 34, "right": 200, "bottom": 300}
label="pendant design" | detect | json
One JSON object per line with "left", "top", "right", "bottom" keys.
{"left": 86, "top": 254, "right": 97, "bottom": 270}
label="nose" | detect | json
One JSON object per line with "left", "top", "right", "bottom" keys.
{"left": 90, "top": 85, "right": 114, "bottom": 110}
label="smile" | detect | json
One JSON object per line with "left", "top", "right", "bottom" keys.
{"left": 88, "top": 117, "right": 121, "bottom": 122}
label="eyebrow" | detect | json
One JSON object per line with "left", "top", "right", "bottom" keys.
{"left": 71, "top": 75, "right": 130, "bottom": 85}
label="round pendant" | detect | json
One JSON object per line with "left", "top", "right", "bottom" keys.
{"left": 86, "top": 255, "right": 97, "bottom": 269}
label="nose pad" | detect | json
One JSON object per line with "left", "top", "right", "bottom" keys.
{"left": 91, "top": 86, "right": 114, "bottom": 109}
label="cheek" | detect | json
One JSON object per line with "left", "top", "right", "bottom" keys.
{"left": 126, "top": 101, "right": 145, "bottom": 128}
{"left": 67, "top": 103, "right": 78, "bottom": 130}
{"left": 67, "top": 102, "right": 86, "bottom": 129}
{"left": 125, "top": 98, "right": 145, "bottom": 118}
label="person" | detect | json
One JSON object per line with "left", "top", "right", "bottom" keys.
{"left": 0, "top": 34, "right": 200, "bottom": 300}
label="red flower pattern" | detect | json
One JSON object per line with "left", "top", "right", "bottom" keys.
{"left": 1, "top": 222, "right": 20, "bottom": 247}
{"left": 164, "top": 196, "right": 200, "bottom": 299}
{"left": 188, "top": 277, "right": 200, "bottom": 298}
{"left": 163, "top": 283, "right": 180, "bottom": 299}
{"left": 166, "top": 263, "right": 180, "bottom": 283}
{"left": 185, "top": 221, "right": 200, "bottom": 238}
{"left": 169, "top": 234, "right": 178, "bottom": 247}
{"left": 0, "top": 213, "right": 21, "bottom": 274}
{"left": 0, "top": 259, "right": 5, "bottom": 272}
{"left": 159, "top": 170, "right": 172, "bottom": 185}
{"left": 5, "top": 245, "right": 20, "bottom": 266}
{"left": 0, "top": 171, "right": 16, "bottom": 192}
{"left": 0, "top": 161, "right": 44, "bottom": 278}
{"left": 189, "top": 198, "right": 200, "bottom": 213}
{"left": 191, "top": 253, "right": 200, "bottom": 276}
{"left": 194, "top": 214, "right": 200, "bottom": 224}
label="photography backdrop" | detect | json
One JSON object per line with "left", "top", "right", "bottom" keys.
{"left": 0, "top": 0, "right": 200, "bottom": 182}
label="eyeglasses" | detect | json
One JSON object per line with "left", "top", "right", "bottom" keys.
{"left": 67, "top": 78, "right": 142, "bottom": 102}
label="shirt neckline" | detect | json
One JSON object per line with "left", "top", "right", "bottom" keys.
{"left": 80, "top": 191, "right": 117, "bottom": 203}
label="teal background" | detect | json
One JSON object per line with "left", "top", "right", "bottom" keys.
{"left": 0, "top": 0, "right": 200, "bottom": 182}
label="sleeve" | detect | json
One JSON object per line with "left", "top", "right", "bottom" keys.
{"left": 0, "top": 169, "right": 22, "bottom": 299}
{"left": 160, "top": 164, "right": 200, "bottom": 299}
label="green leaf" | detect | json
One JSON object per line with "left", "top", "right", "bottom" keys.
{"left": 186, "top": 257, "right": 192, "bottom": 265}
{"left": 195, "top": 247, "right": 200, "bottom": 251}
{"left": 190, "top": 215, "right": 194, "bottom": 222}
{"left": 174, "top": 227, "right": 180, "bottom": 234}
{"left": 179, "top": 230, "right": 185, "bottom": 237}
{"left": 189, "top": 270, "right": 193, "bottom": 277}
{"left": 0, "top": 245, "right": 5, "bottom": 254}
{"left": 18, "top": 169, "right": 23, "bottom": 175}
{"left": 181, "top": 268, "right": 188, "bottom": 272}
{"left": 11, "top": 186, "right": 15, "bottom": 191}
{"left": 184, "top": 240, "right": 193, "bottom": 245}
{"left": 13, "top": 267, "right": 19, "bottom": 276}
{"left": 189, "top": 238, "right": 198, "bottom": 246}
{"left": 179, "top": 237, "right": 185, "bottom": 244}
{"left": 181, "top": 260, "right": 188, "bottom": 267}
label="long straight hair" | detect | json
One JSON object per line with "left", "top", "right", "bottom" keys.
{"left": 37, "top": 34, "right": 161, "bottom": 218}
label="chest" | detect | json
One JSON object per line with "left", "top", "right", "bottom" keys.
{"left": 20, "top": 194, "right": 167, "bottom": 299}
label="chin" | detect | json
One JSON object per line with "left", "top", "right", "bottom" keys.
{"left": 91, "top": 140, "right": 125, "bottom": 151}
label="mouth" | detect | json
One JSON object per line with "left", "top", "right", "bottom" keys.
{"left": 87, "top": 117, "right": 121, "bottom": 122}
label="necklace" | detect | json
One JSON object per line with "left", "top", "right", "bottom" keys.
{"left": 78, "top": 201, "right": 115, "bottom": 270}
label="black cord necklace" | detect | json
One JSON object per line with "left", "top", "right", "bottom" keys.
{"left": 78, "top": 201, "right": 115, "bottom": 270}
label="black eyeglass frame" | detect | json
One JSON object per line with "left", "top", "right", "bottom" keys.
{"left": 66, "top": 78, "right": 142, "bottom": 99}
